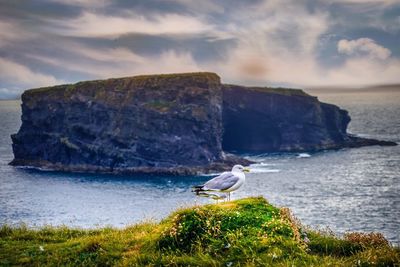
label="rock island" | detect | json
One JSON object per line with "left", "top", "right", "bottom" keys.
{"left": 10, "top": 72, "right": 396, "bottom": 175}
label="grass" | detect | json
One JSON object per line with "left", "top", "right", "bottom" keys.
{"left": 24, "top": 72, "right": 220, "bottom": 96}
{"left": 224, "top": 84, "right": 311, "bottom": 97}
{"left": 1, "top": 197, "right": 399, "bottom": 266}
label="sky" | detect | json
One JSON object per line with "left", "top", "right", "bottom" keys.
{"left": 0, "top": 0, "right": 400, "bottom": 99}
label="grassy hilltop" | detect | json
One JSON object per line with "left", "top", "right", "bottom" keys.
{"left": 1, "top": 197, "right": 399, "bottom": 266}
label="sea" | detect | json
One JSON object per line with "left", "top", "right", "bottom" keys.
{"left": 0, "top": 90, "right": 399, "bottom": 244}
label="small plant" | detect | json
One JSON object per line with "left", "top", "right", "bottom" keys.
{"left": 157, "top": 197, "right": 307, "bottom": 263}
{"left": 144, "top": 100, "right": 175, "bottom": 112}
{"left": 344, "top": 232, "right": 390, "bottom": 248}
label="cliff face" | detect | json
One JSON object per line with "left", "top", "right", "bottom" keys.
{"left": 10, "top": 72, "right": 396, "bottom": 174}
{"left": 11, "top": 73, "right": 236, "bottom": 174}
{"left": 222, "top": 85, "right": 351, "bottom": 152}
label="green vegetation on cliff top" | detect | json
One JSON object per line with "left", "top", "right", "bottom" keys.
{"left": 22, "top": 72, "right": 309, "bottom": 99}
{"left": 1, "top": 197, "right": 398, "bottom": 266}
{"left": 23, "top": 72, "right": 221, "bottom": 96}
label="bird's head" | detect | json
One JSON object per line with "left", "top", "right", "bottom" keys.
{"left": 232, "top": 165, "right": 250, "bottom": 173}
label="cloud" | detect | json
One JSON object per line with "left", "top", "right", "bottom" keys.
{"left": 0, "top": 57, "right": 63, "bottom": 97}
{"left": 202, "top": 0, "right": 331, "bottom": 85}
{"left": 168, "top": 0, "right": 224, "bottom": 14}
{"left": 140, "top": 50, "right": 201, "bottom": 74}
{"left": 45, "top": 0, "right": 111, "bottom": 8}
{"left": 0, "top": 20, "right": 35, "bottom": 48}
{"left": 325, "top": 0, "right": 400, "bottom": 34}
{"left": 46, "top": 12, "right": 214, "bottom": 38}
{"left": 1, "top": 0, "right": 400, "bottom": 98}
{"left": 28, "top": 47, "right": 200, "bottom": 79}
{"left": 326, "top": 57, "right": 400, "bottom": 86}
{"left": 64, "top": 44, "right": 145, "bottom": 63}
{"left": 207, "top": 1, "right": 400, "bottom": 88}
{"left": 329, "top": 0, "right": 399, "bottom": 5}
{"left": 338, "top": 38, "right": 391, "bottom": 60}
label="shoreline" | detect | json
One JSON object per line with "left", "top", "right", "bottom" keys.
{"left": 9, "top": 135, "right": 397, "bottom": 176}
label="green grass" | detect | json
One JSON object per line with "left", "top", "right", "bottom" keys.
{"left": 1, "top": 197, "right": 399, "bottom": 266}
{"left": 24, "top": 72, "right": 220, "bottom": 96}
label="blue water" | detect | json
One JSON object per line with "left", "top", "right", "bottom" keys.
{"left": 0, "top": 91, "right": 399, "bottom": 243}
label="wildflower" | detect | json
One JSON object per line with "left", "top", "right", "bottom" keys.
{"left": 39, "top": 246, "right": 44, "bottom": 251}
{"left": 224, "top": 243, "right": 231, "bottom": 249}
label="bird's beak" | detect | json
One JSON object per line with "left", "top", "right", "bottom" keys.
{"left": 243, "top": 168, "right": 250, "bottom": 173}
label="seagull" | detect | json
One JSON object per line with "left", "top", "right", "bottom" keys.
{"left": 192, "top": 165, "right": 250, "bottom": 201}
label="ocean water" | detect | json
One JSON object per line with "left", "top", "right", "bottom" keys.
{"left": 0, "top": 91, "right": 399, "bottom": 243}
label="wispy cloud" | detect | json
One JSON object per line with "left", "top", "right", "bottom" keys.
{"left": 168, "top": 0, "right": 224, "bottom": 14}
{"left": 204, "top": 0, "right": 331, "bottom": 86}
{"left": 0, "top": 57, "right": 63, "bottom": 96}
{"left": 65, "top": 44, "right": 146, "bottom": 63}
{"left": 327, "top": 57, "right": 400, "bottom": 86}
{"left": 45, "top": 0, "right": 111, "bottom": 8}
{"left": 329, "top": 0, "right": 399, "bottom": 5}
{"left": 29, "top": 48, "right": 200, "bottom": 79}
{"left": 338, "top": 38, "right": 391, "bottom": 60}
{"left": 46, "top": 12, "right": 214, "bottom": 38}
{"left": 0, "top": 20, "right": 36, "bottom": 48}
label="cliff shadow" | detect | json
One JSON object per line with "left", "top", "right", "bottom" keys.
{"left": 222, "top": 111, "right": 282, "bottom": 153}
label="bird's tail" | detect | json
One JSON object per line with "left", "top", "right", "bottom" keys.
{"left": 191, "top": 185, "right": 205, "bottom": 195}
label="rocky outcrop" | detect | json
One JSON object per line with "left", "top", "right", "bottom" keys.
{"left": 11, "top": 73, "right": 249, "bottom": 175}
{"left": 222, "top": 85, "right": 396, "bottom": 152}
{"left": 10, "top": 72, "right": 396, "bottom": 175}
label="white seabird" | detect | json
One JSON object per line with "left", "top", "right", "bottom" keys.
{"left": 192, "top": 165, "right": 250, "bottom": 201}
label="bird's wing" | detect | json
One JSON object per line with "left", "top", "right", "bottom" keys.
{"left": 203, "top": 172, "right": 239, "bottom": 191}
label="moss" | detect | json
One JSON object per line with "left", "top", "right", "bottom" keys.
{"left": 0, "top": 198, "right": 398, "bottom": 266}
{"left": 25, "top": 72, "right": 219, "bottom": 95}
{"left": 247, "top": 87, "right": 310, "bottom": 97}
{"left": 144, "top": 100, "right": 176, "bottom": 112}
{"left": 23, "top": 84, "right": 68, "bottom": 96}
{"left": 60, "top": 137, "right": 80, "bottom": 151}
{"left": 22, "top": 73, "right": 315, "bottom": 104}
{"left": 129, "top": 72, "right": 220, "bottom": 82}
{"left": 224, "top": 84, "right": 311, "bottom": 97}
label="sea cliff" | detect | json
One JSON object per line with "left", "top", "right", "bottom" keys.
{"left": 222, "top": 84, "right": 395, "bottom": 152}
{"left": 10, "top": 72, "right": 396, "bottom": 174}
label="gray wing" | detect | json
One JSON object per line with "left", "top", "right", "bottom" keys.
{"left": 203, "top": 172, "right": 239, "bottom": 191}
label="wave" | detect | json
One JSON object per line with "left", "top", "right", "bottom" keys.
{"left": 297, "top": 153, "right": 311, "bottom": 158}
{"left": 15, "top": 165, "right": 56, "bottom": 172}
{"left": 249, "top": 163, "right": 280, "bottom": 173}
{"left": 249, "top": 168, "right": 280, "bottom": 173}
{"left": 198, "top": 172, "right": 223, "bottom": 177}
